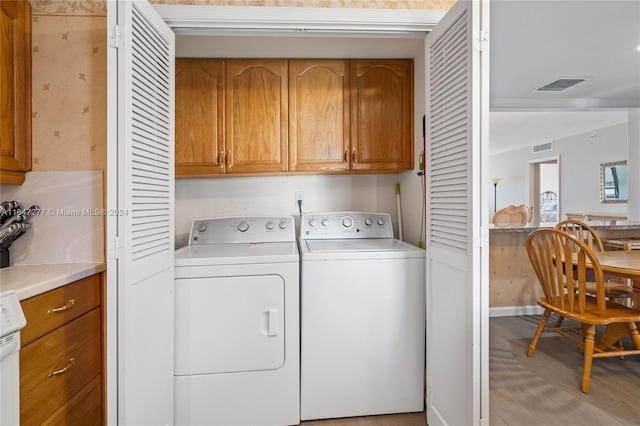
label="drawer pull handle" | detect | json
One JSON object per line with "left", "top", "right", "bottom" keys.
{"left": 48, "top": 299, "right": 75, "bottom": 314}
{"left": 343, "top": 149, "right": 348, "bottom": 163}
{"left": 352, "top": 149, "right": 357, "bottom": 164}
{"left": 48, "top": 357, "right": 75, "bottom": 378}
{"left": 218, "top": 151, "right": 225, "bottom": 169}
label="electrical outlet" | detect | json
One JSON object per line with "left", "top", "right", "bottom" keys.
{"left": 295, "top": 191, "right": 304, "bottom": 208}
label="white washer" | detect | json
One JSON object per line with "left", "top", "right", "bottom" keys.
{"left": 174, "top": 216, "right": 299, "bottom": 426}
{"left": 299, "top": 212, "right": 425, "bottom": 421}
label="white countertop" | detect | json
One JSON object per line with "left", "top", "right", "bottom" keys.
{"left": 0, "top": 263, "right": 106, "bottom": 301}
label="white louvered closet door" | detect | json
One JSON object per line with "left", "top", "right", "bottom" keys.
{"left": 425, "top": 1, "right": 489, "bottom": 426}
{"left": 107, "top": 0, "right": 175, "bottom": 424}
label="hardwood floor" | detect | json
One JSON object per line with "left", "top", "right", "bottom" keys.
{"left": 300, "top": 412, "right": 426, "bottom": 426}
{"left": 301, "top": 315, "right": 640, "bottom": 426}
{"left": 490, "top": 315, "right": 640, "bottom": 426}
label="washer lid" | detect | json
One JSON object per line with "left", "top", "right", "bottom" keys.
{"left": 300, "top": 238, "right": 425, "bottom": 260}
{"left": 175, "top": 242, "right": 299, "bottom": 266}
{"left": 304, "top": 238, "right": 416, "bottom": 252}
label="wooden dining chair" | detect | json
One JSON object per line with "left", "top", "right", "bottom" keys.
{"left": 525, "top": 228, "right": 640, "bottom": 393}
{"left": 555, "top": 219, "right": 633, "bottom": 302}
{"left": 555, "top": 219, "right": 603, "bottom": 250}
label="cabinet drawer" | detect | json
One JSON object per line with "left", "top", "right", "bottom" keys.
{"left": 21, "top": 274, "right": 101, "bottom": 346}
{"left": 41, "top": 374, "right": 102, "bottom": 426}
{"left": 20, "top": 308, "right": 102, "bottom": 426}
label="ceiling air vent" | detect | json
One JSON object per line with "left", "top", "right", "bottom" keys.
{"left": 532, "top": 142, "right": 553, "bottom": 153}
{"left": 534, "top": 77, "right": 591, "bottom": 92}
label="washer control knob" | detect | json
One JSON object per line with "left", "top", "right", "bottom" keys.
{"left": 364, "top": 218, "right": 373, "bottom": 226}
{"left": 279, "top": 220, "right": 289, "bottom": 230}
{"left": 266, "top": 221, "right": 275, "bottom": 230}
{"left": 197, "top": 223, "right": 207, "bottom": 232}
{"left": 342, "top": 216, "right": 353, "bottom": 228}
{"left": 309, "top": 218, "right": 318, "bottom": 227}
{"left": 237, "top": 221, "right": 249, "bottom": 232}
{"left": 321, "top": 218, "right": 329, "bottom": 227}
{"left": 377, "top": 217, "right": 385, "bottom": 226}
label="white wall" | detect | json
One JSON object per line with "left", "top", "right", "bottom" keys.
{"left": 174, "top": 34, "right": 427, "bottom": 248}
{"left": 539, "top": 163, "right": 558, "bottom": 194}
{"left": 176, "top": 174, "right": 417, "bottom": 247}
{"left": 489, "top": 122, "right": 628, "bottom": 220}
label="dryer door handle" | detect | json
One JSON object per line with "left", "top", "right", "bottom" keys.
{"left": 268, "top": 308, "right": 279, "bottom": 336}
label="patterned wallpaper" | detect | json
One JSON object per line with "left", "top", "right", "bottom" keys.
{"left": 30, "top": 0, "right": 106, "bottom": 16}
{"left": 149, "top": 0, "right": 456, "bottom": 9}
{"left": 29, "top": 0, "right": 455, "bottom": 16}
{"left": 31, "top": 15, "right": 107, "bottom": 172}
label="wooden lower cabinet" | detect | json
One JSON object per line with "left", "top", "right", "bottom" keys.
{"left": 20, "top": 274, "right": 104, "bottom": 425}
{"left": 42, "top": 375, "right": 102, "bottom": 426}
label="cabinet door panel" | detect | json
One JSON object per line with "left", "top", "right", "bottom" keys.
{"left": 0, "top": 0, "right": 31, "bottom": 184}
{"left": 289, "top": 60, "right": 350, "bottom": 172}
{"left": 351, "top": 60, "right": 413, "bottom": 172}
{"left": 226, "top": 60, "right": 288, "bottom": 173}
{"left": 175, "top": 59, "right": 224, "bottom": 176}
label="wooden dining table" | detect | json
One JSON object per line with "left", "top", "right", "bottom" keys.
{"left": 591, "top": 250, "right": 640, "bottom": 347}
{"left": 594, "top": 250, "right": 640, "bottom": 307}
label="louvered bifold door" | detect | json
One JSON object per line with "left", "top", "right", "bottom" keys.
{"left": 425, "top": 1, "right": 487, "bottom": 426}
{"left": 428, "top": 10, "right": 470, "bottom": 253}
{"left": 111, "top": 1, "right": 175, "bottom": 424}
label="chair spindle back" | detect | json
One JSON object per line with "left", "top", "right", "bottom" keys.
{"left": 555, "top": 219, "right": 604, "bottom": 253}
{"left": 526, "top": 229, "right": 607, "bottom": 317}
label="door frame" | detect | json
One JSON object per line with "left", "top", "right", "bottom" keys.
{"left": 528, "top": 155, "right": 560, "bottom": 222}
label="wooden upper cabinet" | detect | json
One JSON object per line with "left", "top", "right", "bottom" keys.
{"left": 350, "top": 60, "right": 414, "bottom": 172}
{"left": 175, "top": 59, "right": 224, "bottom": 176}
{"left": 174, "top": 58, "right": 414, "bottom": 177}
{"left": 0, "top": 0, "right": 32, "bottom": 185}
{"left": 225, "top": 60, "right": 288, "bottom": 174}
{"left": 289, "top": 60, "right": 350, "bottom": 172}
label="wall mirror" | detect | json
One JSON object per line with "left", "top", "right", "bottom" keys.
{"left": 600, "top": 160, "right": 628, "bottom": 203}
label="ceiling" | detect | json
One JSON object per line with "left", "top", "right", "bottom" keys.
{"left": 488, "top": 0, "right": 640, "bottom": 155}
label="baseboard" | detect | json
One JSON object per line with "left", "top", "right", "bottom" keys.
{"left": 489, "top": 305, "right": 544, "bottom": 317}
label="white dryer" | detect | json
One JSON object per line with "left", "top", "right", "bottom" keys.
{"left": 299, "top": 212, "right": 426, "bottom": 421}
{"left": 174, "top": 216, "right": 299, "bottom": 426}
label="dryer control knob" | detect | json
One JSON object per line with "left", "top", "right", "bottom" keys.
{"left": 364, "top": 218, "right": 373, "bottom": 226}
{"left": 237, "top": 221, "right": 250, "bottom": 232}
{"left": 377, "top": 217, "right": 385, "bottom": 226}
{"left": 321, "top": 218, "right": 329, "bottom": 226}
{"left": 266, "top": 221, "right": 275, "bottom": 230}
{"left": 197, "top": 223, "right": 207, "bottom": 232}
{"left": 342, "top": 216, "right": 353, "bottom": 228}
{"left": 309, "top": 219, "right": 318, "bottom": 227}
{"left": 279, "top": 220, "right": 289, "bottom": 230}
